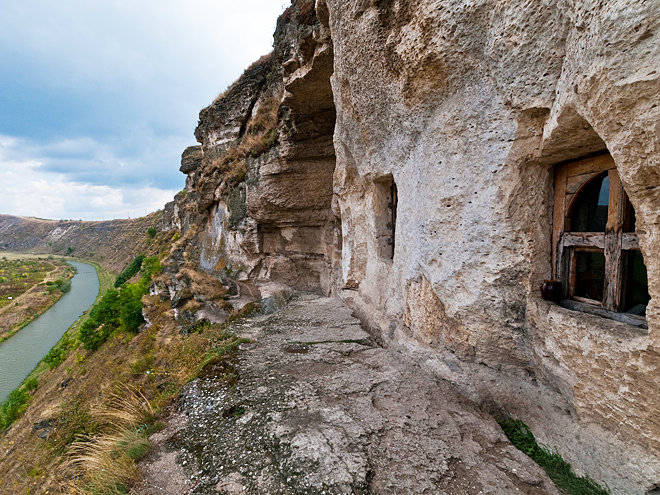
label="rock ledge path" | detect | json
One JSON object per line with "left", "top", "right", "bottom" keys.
{"left": 134, "top": 294, "right": 560, "bottom": 495}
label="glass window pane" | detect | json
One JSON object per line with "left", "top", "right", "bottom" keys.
{"left": 575, "top": 251, "right": 605, "bottom": 302}
{"left": 623, "top": 250, "right": 650, "bottom": 315}
{"left": 570, "top": 174, "right": 609, "bottom": 232}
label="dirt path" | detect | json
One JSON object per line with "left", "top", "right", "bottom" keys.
{"left": 134, "top": 294, "right": 560, "bottom": 495}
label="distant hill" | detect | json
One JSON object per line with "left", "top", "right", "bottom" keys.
{"left": 0, "top": 213, "right": 163, "bottom": 274}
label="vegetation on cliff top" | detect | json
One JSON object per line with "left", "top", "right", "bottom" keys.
{"left": 208, "top": 94, "right": 281, "bottom": 193}
{"left": 280, "top": 0, "right": 317, "bottom": 27}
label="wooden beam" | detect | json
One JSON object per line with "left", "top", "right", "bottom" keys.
{"left": 553, "top": 165, "right": 568, "bottom": 280}
{"left": 603, "top": 168, "right": 624, "bottom": 311}
{"left": 568, "top": 249, "right": 577, "bottom": 298}
{"left": 560, "top": 299, "right": 648, "bottom": 330}
{"left": 567, "top": 172, "right": 599, "bottom": 194}
{"left": 565, "top": 154, "right": 615, "bottom": 177}
{"left": 562, "top": 233, "right": 605, "bottom": 249}
{"left": 622, "top": 233, "right": 640, "bottom": 250}
{"left": 572, "top": 295, "right": 602, "bottom": 307}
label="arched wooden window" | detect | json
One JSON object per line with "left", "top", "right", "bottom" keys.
{"left": 552, "top": 153, "right": 649, "bottom": 326}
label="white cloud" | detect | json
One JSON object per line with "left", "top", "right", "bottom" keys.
{"left": 0, "top": 137, "right": 177, "bottom": 219}
{"left": 0, "top": 0, "right": 288, "bottom": 220}
{"left": 0, "top": 173, "right": 177, "bottom": 221}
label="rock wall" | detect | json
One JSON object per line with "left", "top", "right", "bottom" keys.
{"left": 162, "top": 2, "right": 338, "bottom": 296}
{"left": 320, "top": 1, "right": 660, "bottom": 493}
{"left": 159, "top": 1, "right": 660, "bottom": 493}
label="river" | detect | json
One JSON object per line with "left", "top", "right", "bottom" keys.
{"left": 0, "top": 261, "right": 99, "bottom": 403}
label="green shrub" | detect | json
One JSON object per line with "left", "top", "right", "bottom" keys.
{"left": 79, "top": 290, "right": 121, "bottom": 351}
{"left": 0, "top": 389, "right": 30, "bottom": 429}
{"left": 146, "top": 227, "right": 157, "bottom": 239}
{"left": 119, "top": 282, "right": 147, "bottom": 334}
{"left": 114, "top": 255, "right": 145, "bottom": 288}
{"left": 0, "top": 377, "right": 39, "bottom": 430}
{"left": 47, "top": 277, "right": 71, "bottom": 294}
{"left": 57, "top": 278, "right": 71, "bottom": 293}
{"left": 500, "top": 419, "right": 609, "bottom": 495}
{"left": 24, "top": 377, "right": 39, "bottom": 392}
{"left": 44, "top": 339, "right": 70, "bottom": 369}
{"left": 140, "top": 256, "right": 162, "bottom": 281}
{"left": 79, "top": 256, "right": 162, "bottom": 351}
{"left": 79, "top": 319, "right": 113, "bottom": 352}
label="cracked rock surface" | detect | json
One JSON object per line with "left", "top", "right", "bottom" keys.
{"left": 134, "top": 294, "right": 560, "bottom": 495}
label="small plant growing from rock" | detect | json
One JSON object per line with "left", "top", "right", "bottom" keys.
{"left": 499, "top": 419, "right": 610, "bottom": 495}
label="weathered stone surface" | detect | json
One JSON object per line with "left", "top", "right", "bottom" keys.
{"left": 179, "top": 146, "right": 203, "bottom": 174}
{"left": 195, "top": 55, "right": 274, "bottom": 150}
{"left": 137, "top": 294, "right": 561, "bottom": 495}
{"left": 320, "top": 0, "right": 660, "bottom": 492}
{"left": 166, "top": 2, "right": 338, "bottom": 296}
{"left": 155, "top": 1, "right": 660, "bottom": 492}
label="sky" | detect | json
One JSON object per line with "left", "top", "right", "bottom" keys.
{"left": 0, "top": 0, "right": 288, "bottom": 220}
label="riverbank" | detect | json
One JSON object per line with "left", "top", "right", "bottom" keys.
{"left": 0, "top": 245, "right": 231, "bottom": 492}
{"left": 0, "top": 261, "right": 99, "bottom": 403}
{"left": 15, "top": 257, "right": 115, "bottom": 390}
{"left": 0, "top": 256, "right": 73, "bottom": 345}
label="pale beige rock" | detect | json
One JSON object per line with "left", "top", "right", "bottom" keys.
{"left": 322, "top": 0, "right": 660, "bottom": 493}
{"left": 215, "top": 472, "right": 246, "bottom": 494}
{"left": 159, "top": 1, "right": 660, "bottom": 492}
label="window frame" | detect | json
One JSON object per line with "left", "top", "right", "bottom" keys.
{"left": 552, "top": 153, "right": 647, "bottom": 326}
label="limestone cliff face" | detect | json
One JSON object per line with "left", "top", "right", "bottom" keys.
{"left": 162, "top": 1, "right": 337, "bottom": 296}
{"left": 159, "top": 1, "right": 660, "bottom": 493}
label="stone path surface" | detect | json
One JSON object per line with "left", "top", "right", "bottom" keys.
{"left": 134, "top": 294, "right": 560, "bottom": 495}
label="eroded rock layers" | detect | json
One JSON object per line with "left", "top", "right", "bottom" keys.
{"left": 156, "top": 1, "right": 660, "bottom": 493}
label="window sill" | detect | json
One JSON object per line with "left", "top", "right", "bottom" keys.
{"left": 559, "top": 299, "right": 648, "bottom": 330}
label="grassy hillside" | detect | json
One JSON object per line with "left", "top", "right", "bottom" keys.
{"left": 0, "top": 215, "right": 189, "bottom": 493}
{"left": 0, "top": 226, "right": 256, "bottom": 494}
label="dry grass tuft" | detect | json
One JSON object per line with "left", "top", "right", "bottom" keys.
{"left": 65, "top": 433, "right": 143, "bottom": 494}
{"left": 62, "top": 385, "right": 156, "bottom": 494}
{"left": 177, "top": 268, "right": 228, "bottom": 300}
{"left": 93, "top": 385, "right": 155, "bottom": 429}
